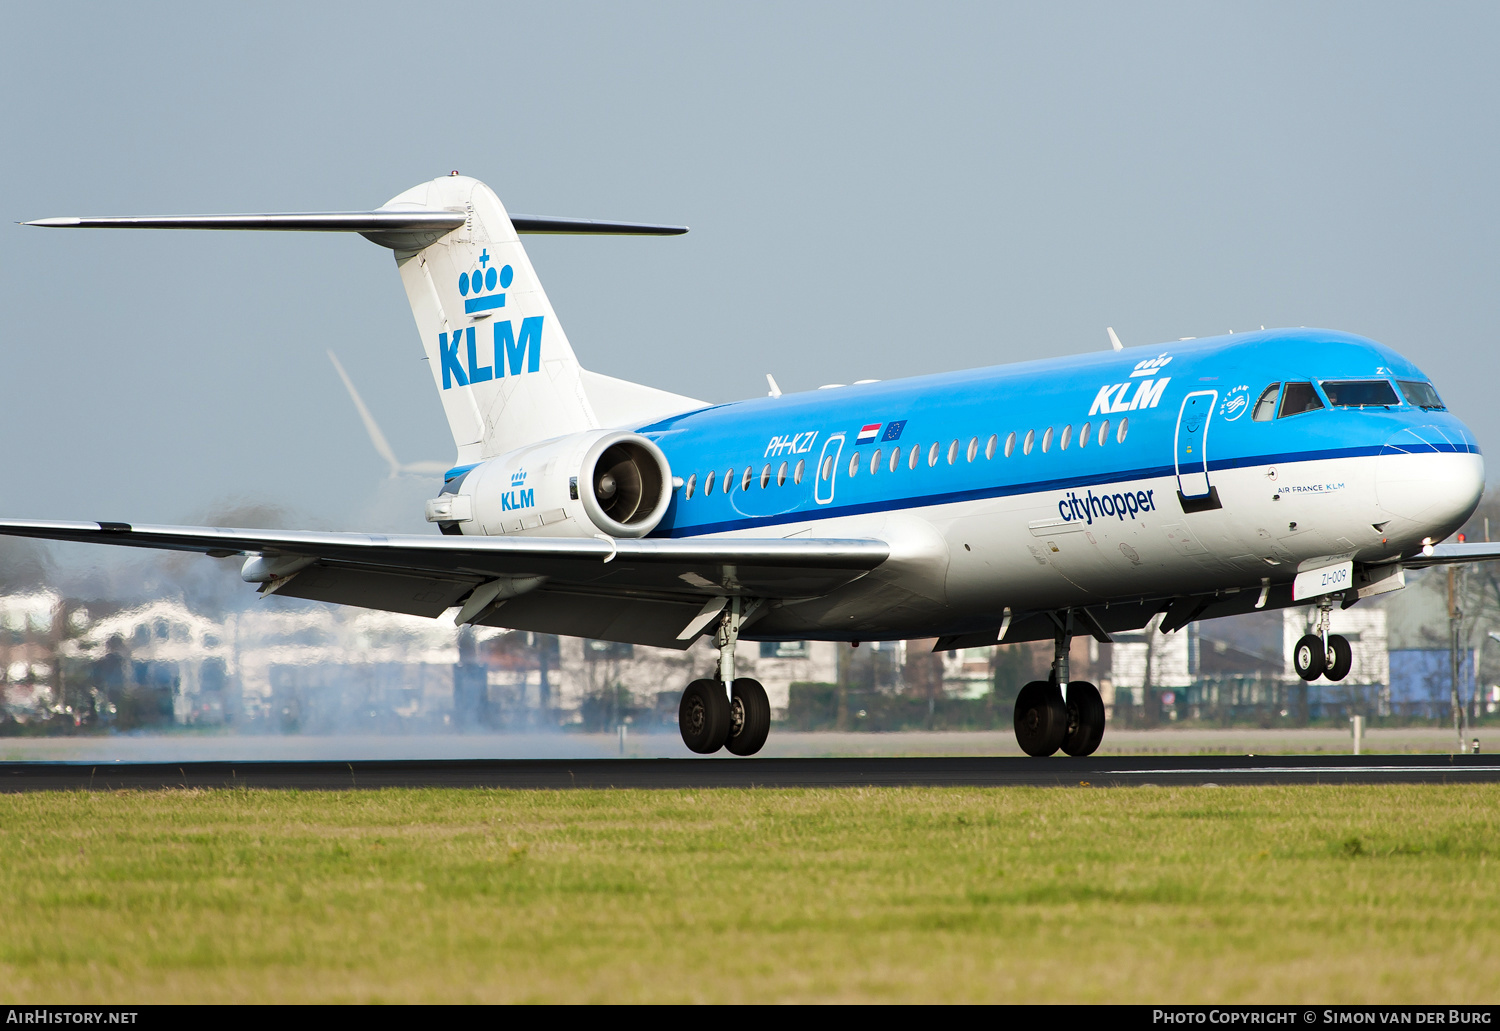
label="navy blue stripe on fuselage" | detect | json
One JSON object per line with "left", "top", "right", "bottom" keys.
{"left": 655, "top": 441, "right": 1479, "bottom": 538}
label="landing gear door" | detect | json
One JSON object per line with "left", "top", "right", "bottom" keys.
{"left": 1174, "top": 390, "right": 1217, "bottom": 499}
{"left": 814, "top": 433, "right": 844, "bottom": 505}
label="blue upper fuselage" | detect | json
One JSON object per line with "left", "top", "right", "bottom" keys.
{"left": 639, "top": 328, "right": 1480, "bottom": 537}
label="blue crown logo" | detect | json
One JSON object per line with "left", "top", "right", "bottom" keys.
{"left": 458, "top": 249, "right": 514, "bottom": 315}
{"left": 511, "top": 469, "right": 527, "bottom": 487}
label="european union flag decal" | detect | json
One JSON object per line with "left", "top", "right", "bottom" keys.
{"left": 881, "top": 420, "right": 907, "bottom": 442}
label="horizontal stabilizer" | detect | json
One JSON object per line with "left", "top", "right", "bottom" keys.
{"left": 24, "top": 210, "right": 688, "bottom": 250}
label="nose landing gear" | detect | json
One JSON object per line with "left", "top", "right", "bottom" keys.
{"left": 1294, "top": 596, "right": 1354, "bottom": 682}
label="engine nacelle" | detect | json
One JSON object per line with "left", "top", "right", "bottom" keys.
{"left": 426, "top": 430, "right": 674, "bottom": 539}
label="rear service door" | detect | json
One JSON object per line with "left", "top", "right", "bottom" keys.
{"left": 815, "top": 433, "right": 844, "bottom": 505}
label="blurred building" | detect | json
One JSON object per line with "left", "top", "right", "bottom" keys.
{"left": 6, "top": 559, "right": 1495, "bottom": 734}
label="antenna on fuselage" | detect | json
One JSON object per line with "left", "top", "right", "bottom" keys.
{"left": 1107, "top": 327, "right": 1124, "bottom": 352}
{"left": 766, "top": 373, "right": 783, "bottom": 398}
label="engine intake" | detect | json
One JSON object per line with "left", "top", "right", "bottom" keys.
{"left": 583, "top": 436, "right": 669, "bottom": 535}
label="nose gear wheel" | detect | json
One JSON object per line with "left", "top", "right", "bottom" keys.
{"left": 1294, "top": 634, "right": 1326, "bottom": 681}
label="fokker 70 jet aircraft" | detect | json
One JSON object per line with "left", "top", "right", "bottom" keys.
{"left": 10, "top": 173, "right": 1495, "bottom": 756}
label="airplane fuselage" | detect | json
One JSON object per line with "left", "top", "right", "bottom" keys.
{"left": 629, "top": 328, "right": 1481, "bottom": 642}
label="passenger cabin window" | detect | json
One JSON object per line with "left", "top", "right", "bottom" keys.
{"left": 1060, "top": 425, "right": 1072, "bottom": 451}
{"left": 889, "top": 448, "right": 900, "bottom": 472}
{"left": 985, "top": 434, "right": 997, "bottom": 459}
{"left": 1040, "top": 427, "right": 1052, "bottom": 453}
{"left": 871, "top": 448, "right": 882, "bottom": 474}
{"left": 848, "top": 453, "right": 860, "bottom": 477}
{"left": 1398, "top": 380, "right": 1446, "bottom": 410}
{"left": 704, "top": 471, "right": 716, "bottom": 495}
{"left": 1023, "top": 430, "right": 1035, "bottom": 455}
{"left": 1252, "top": 383, "right": 1280, "bottom": 422}
{"left": 1004, "top": 432, "right": 1016, "bottom": 458}
{"left": 685, "top": 474, "right": 696, "bottom": 499}
{"left": 1079, "top": 421, "right": 1091, "bottom": 447}
{"left": 777, "top": 462, "right": 788, "bottom": 486}
{"left": 1322, "top": 380, "right": 1400, "bottom": 408}
{"left": 1117, "top": 417, "right": 1129, "bottom": 443}
{"left": 909, "top": 444, "right": 920, "bottom": 469}
{"left": 1278, "top": 382, "right": 1324, "bottom": 417}
{"left": 1097, "top": 420, "right": 1110, "bottom": 446}
{"left": 794, "top": 460, "right": 805, "bottom": 484}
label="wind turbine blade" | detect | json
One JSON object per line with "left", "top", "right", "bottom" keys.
{"left": 327, "top": 350, "right": 402, "bottom": 477}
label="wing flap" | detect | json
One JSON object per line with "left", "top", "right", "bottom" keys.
{"left": 271, "top": 565, "right": 477, "bottom": 618}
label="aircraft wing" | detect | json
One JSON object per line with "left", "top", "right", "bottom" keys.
{"left": 0, "top": 519, "right": 888, "bottom": 649}
{"left": 1403, "top": 541, "right": 1500, "bottom": 568}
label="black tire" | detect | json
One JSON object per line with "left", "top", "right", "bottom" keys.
{"left": 679, "top": 678, "right": 730, "bottom": 754}
{"left": 1014, "top": 680, "right": 1067, "bottom": 757}
{"left": 1061, "top": 681, "right": 1106, "bottom": 757}
{"left": 725, "top": 678, "right": 771, "bottom": 756}
{"left": 1325, "top": 634, "right": 1353, "bottom": 682}
{"left": 1293, "top": 634, "right": 1326, "bottom": 682}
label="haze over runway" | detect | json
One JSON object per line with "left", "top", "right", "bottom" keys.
{"left": 2, "top": 1, "right": 1497, "bottom": 547}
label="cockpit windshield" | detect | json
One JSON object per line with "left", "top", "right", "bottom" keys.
{"left": 1397, "top": 380, "right": 1446, "bottom": 411}
{"left": 1278, "top": 382, "right": 1324, "bottom": 418}
{"left": 1321, "top": 380, "right": 1400, "bottom": 408}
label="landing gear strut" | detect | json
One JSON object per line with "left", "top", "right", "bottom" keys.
{"left": 678, "top": 598, "right": 770, "bottom": 756}
{"left": 1293, "top": 597, "right": 1353, "bottom": 682}
{"left": 1014, "top": 610, "right": 1105, "bottom": 757}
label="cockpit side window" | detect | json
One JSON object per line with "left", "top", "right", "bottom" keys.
{"left": 1322, "top": 380, "right": 1400, "bottom": 408}
{"left": 1278, "top": 382, "right": 1324, "bottom": 418}
{"left": 1252, "top": 383, "right": 1280, "bottom": 422}
{"left": 1397, "top": 380, "right": 1446, "bottom": 411}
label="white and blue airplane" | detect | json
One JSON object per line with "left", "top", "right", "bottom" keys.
{"left": 11, "top": 173, "right": 1496, "bottom": 757}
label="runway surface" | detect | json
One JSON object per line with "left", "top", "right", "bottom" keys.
{"left": 2, "top": 753, "right": 1498, "bottom": 791}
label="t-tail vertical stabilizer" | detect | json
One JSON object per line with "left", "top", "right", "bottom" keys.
{"left": 386, "top": 175, "right": 593, "bottom": 464}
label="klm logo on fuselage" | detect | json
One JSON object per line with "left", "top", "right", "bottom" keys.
{"left": 1088, "top": 354, "right": 1173, "bottom": 416}
{"left": 441, "top": 253, "right": 543, "bottom": 389}
{"left": 502, "top": 469, "right": 535, "bottom": 512}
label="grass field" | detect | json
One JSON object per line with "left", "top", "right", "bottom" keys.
{"left": 1, "top": 785, "right": 1496, "bottom": 1003}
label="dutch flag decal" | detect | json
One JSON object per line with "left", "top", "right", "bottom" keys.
{"left": 856, "top": 423, "right": 882, "bottom": 445}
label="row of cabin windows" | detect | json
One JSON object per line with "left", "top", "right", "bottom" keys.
{"left": 680, "top": 418, "right": 1130, "bottom": 500}
{"left": 1252, "top": 378, "right": 1445, "bottom": 421}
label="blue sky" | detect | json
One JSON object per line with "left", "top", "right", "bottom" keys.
{"left": 3, "top": 1, "right": 1497, "bottom": 545}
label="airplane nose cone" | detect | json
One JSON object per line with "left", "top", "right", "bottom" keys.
{"left": 1375, "top": 425, "right": 1483, "bottom": 538}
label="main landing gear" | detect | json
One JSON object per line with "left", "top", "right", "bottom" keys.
{"left": 1014, "top": 610, "right": 1105, "bottom": 757}
{"left": 678, "top": 598, "right": 770, "bottom": 756}
{"left": 1293, "top": 596, "right": 1353, "bottom": 683}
